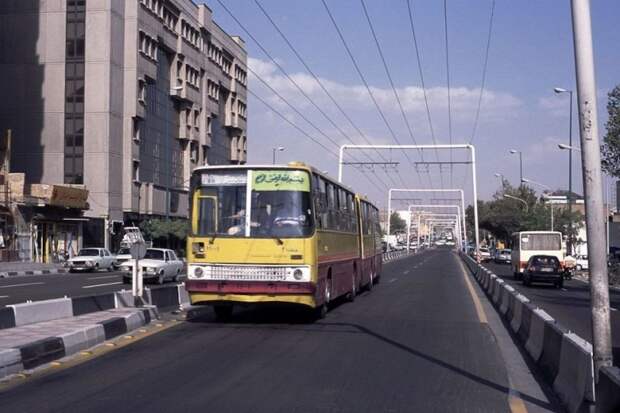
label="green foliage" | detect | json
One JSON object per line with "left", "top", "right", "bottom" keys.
{"left": 390, "top": 211, "right": 407, "bottom": 233}
{"left": 602, "top": 85, "right": 620, "bottom": 178}
{"left": 465, "top": 180, "right": 584, "bottom": 245}
{"left": 140, "top": 218, "right": 189, "bottom": 241}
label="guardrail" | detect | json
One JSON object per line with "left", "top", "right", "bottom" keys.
{"left": 460, "top": 253, "right": 620, "bottom": 413}
{"left": 382, "top": 249, "right": 416, "bottom": 262}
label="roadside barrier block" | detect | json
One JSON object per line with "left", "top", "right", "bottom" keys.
{"left": 596, "top": 366, "right": 620, "bottom": 413}
{"left": 149, "top": 285, "right": 180, "bottom": 308}
{"left": 98, "top": 317, "right": 128, "bottom": 340}
{"left": 178, "top": 284, "right": 190, "bottom": 306}
{"left": 539, "top": 320, "right": 568, "bottom": 383}
{"left": 510, "top": 294, "right": 529, "bottom": 334}
{"left": 114, "top": 290, "right": 135, "bottom": 308}
{"left": 525, "top": 308, "right": 554, "bottom": 362}
{"left": 492, "top": 279, "right": 504, "bottom": 305}
{"left": 499, "top": 284, "right": 515, "bottom": 315}
{"left": 0, "top": 348, "right": 22, "bottom": 378}
{"left": 71, "top": 293, "right": 116, "bottom": 316}
{"left": 517, "top": 302, "right": 535, "bottom": 343}
{"left": 553, "top": 332, "right": 595, "bottom": 413}
{"left": 18, "top": 337, "right": 65, "bottom": 370}
{"left": 0, "top": 307, "right": 16, "bottom": 329}
{"left": 58, "top": 325, "right": 105, "bottom": 355}
{"left": 10, "top": 298, "right": 73, "bottom": 327}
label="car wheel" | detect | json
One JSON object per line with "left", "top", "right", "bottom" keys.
{"left": 69, "top": 268, "right": 75, "bottom": 273}
{"left": 122, "top": 276, "right": 131, "bottom": 284}
{"left": 94, "top": 263, "right": 99, "bottom": 272}
{"left": 557, "top": 278, "right": 564, "bottom": 289}
{"left": 157, "top": 271, "right": 165, "bottom": 285}
{"left": 522, "top": 274, "right": 530, "bottom": 286}
{"left": 575, "top": 264, "right": 582, "bottom": 271}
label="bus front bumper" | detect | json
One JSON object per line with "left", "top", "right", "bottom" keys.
{"left": 185, "top": 280, "right": 317, "bottom": 307}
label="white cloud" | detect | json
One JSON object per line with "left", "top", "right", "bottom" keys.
{"left": 248, "top": 57, "right": 523, "bottom": 125}
{"left": 538, "top": 96, "right": 568, "bottom": 117}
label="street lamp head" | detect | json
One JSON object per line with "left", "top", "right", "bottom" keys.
{"left": 277, "top": 146, "right": 285, "bottom": 152}
{"left": 554, "top": 87, "right": 569, "bottom": 94}
{"left": 558, "top": 143, "right": 570, "bottom": 150}
{"left": 494, "top": 173, "right": 502, "bottom": 178}
{"left": 509, "top": 149, "right": 519, "bottom": 154}
{"left": 521, "top": 178, "right": 530, "bottom": 183}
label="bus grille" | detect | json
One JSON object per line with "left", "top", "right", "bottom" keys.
{"left": 205, "top": 265, "right": 287, "bottom": 281}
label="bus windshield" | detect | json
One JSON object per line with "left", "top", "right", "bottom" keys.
{"left": 195, "top": 169, "right": 314, "bottom": 238}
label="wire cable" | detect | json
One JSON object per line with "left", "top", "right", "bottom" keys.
{"left": 443, "top": 0, "right": 453, "bottom": 187}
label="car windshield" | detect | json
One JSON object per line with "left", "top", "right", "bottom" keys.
{"left": 194, "top": 169, "right": 314, "bottom": 238}
{"left": 117, "top": 248, "right": 130, "bottom": 255}
{"left": 143, "top": 249, "right": 164, "bottom": 260}
{"left": 502, "top": 249, "right": 511, "bottom": 254}
{"left": 78, "top": 249, "right": 99, "bottom": 256}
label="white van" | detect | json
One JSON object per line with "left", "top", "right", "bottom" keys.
{"left": 511, "top": 231, "right": 563, "bottom": 279}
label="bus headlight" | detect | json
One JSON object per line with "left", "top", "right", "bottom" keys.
{"left": 293, "top": 269, "right": 303, "bottom": 280}
{"left": 194, "top": 267, "right": 204, "bottom": 278}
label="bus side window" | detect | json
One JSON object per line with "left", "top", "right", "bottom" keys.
{"left": 326, "top": 182, "right": 336, "bottom": 230}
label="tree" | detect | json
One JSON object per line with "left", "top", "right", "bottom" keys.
{"left": 389, "top": 211, "right": 407, "bottom": 233}
{"left": 601, "top": 85, "right": 620, "bottom": 178}
{"left": 140, "top": 218, "right": 189, "bottom": 250}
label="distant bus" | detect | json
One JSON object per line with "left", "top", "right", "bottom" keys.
{"left": 511, "top": 231, "right": 563, "bottom": 278}
{"left": 185, "top": 162, "right": 382, "bottom": 320}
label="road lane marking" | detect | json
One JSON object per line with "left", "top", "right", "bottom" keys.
{"left": 82, "top": 282, "right": 123, "bottom": 289}
{"left": 456, "top": 258, "right": 488, "bottom": 324}
{"left": 0, "top": 282, "right": 44, "bottom": 289}
{"left": 403, "top": 270, "right": 409, "bottom": 274}
{"left": 0, "top": 295, "right": 8, "bottom": 299}
{"left": 611, "top": 307, "right": 618, "bottom": 312}
{"left": 87, "top": 275, "right": 119, "bottom": 280}
{"left": 388, "top": 278, "right": 397, "bottom": 283}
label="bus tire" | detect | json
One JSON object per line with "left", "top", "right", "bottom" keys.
{"left": 213, "top": 305, "right": 233, "bottom": 321}
{"left": 313, "top": 304, "right": 327, "bottom": 320}
{"left": 367, "top": 270, "right": 374, "bottom": 291}
{"left": 347, "top": 274, "right": 356, "bottom": 302}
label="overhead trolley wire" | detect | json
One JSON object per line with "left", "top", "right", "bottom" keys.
{"left": 253, "top": 0, "right": 399, "bottom": 187}
{"left": 216, "top": 0, "right": 391, "bottom": 192}
{"left": 321, "top": 0, "right": 426, "bottom": 190}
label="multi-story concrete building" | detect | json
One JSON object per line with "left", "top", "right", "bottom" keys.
{"left": 0, "top": 0, "right": 247, "bottom": 256}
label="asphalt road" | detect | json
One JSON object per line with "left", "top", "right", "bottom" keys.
{"left": 0, "top": 271, "right": 183, "bottom": 306}
{"left": 0, "top": 250, "right": 559, "bottom": 413}
{"left": 483, "top": 261, "right": 620, "bottom": 363}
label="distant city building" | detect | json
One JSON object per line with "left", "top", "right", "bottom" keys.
{"left": 0, "top": 0, "right": 247, "bottom": 259}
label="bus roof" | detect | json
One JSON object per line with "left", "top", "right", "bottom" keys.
{"left": 192, "top": 163, "right": 375, "bottom": 207}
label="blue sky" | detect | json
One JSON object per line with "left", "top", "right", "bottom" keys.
{"left": 202, "top": 0, "right": 620, "bottom": 208}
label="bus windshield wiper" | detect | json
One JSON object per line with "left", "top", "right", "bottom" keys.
{"left": 271, "top": 235, "right": 284, "bottom": 245}
{"left": 209, "top": 234, "right": 217, "bottom": 244}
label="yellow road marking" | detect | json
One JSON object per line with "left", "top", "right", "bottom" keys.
{"left": 456, "top": 255, "right": 529, "bottom": 413}
{"left": 456, "top": 257, "right": 488, "bottom": 324}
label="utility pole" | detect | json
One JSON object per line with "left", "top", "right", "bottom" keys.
{"left": 571, "top": 0, "right": 613, "bottom": 376}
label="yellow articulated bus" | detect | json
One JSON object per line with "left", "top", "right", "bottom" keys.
{"left": 185, "top": 162, "right": 383, "bottom": 319}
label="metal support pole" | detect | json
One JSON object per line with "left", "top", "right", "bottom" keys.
{"left": 568, "top": 90, "right": 574, "bottom": 255}
{"left": 470, "top": 146, "right": 481, "bottom": 258}
{"left": 417, "top": 214, "right": 421, "bottom": 249}
{"left": 571, "top": 0, "right": 613, "bottom": 375}
{"left": 406, "top": 212, "right": 411, "bottom": 252}
{"left": 550, "top": 204, "right": 554, "bottom": 231}
{"left": 387, "top": 191, "right": 392, "bottom": 252}
{"left": 519, "top": 152, "right": 523, "bottom": 184}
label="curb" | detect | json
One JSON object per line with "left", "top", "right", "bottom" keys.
{"left": 0, "top": 268, "right": 68, "bottom": 278}
{"left": 1, "top": 309, "right": 153, "bottom": 376}
{"left": 460, "top": 253, "right": 596, "bottom": 413}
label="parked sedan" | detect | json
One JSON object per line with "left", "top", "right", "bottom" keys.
{"left": 67, "top": 248, "right": 116, "bottom": 272}
{"left": 114, "top": 247, "right": 132, "bottom": 268}
{"left": 522, "top": 255, "right": 563, "bottom": 288}
{"left": 120, "top": 248, "right": 184, "bottom": 284}
{"left": 574, "top": 255, "right": 589, "bottom": 271}
{"left": 478, "top": 247, "right": 492, "bottom": 262}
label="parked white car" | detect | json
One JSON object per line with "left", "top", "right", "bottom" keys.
{"left": 120, "top": 248, "right": 184, "bottom": 284}
{"left": 67, "top": 248, "right": 116, "bottom": 272}
{"left": 478, "top": 247, "right": 492, "bottom": 262}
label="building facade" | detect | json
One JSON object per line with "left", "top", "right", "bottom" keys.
{"left": 0, "top": 0, "right": 248, "bottom": 255}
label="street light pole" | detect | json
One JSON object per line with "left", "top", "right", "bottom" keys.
{"left": 571, "top": 0, "right": 613, "bottom": 376}
{"left": 272, "top": 146, "right": 285, "bottom": 165}
{"left": 555, "top": 87, "right": 575, "bottom": 254}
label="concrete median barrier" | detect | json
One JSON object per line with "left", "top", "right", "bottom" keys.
{"left": 72, "top": 293, "right": 116, "bottom": 316}
{"left": 0, "top": 349, "right": 22, "bottom": 378}
{"left": 539, "top": 319, "right": 568, "bottom": 383}
{"left": 0, "top": 307, "right": 16, "bottom": 329}
{"left": 596, "top": 366, "right": 620, "bottom": 413}
{"left": 510, "top": 293, "right": 529, "bottom": 334}
{"left": 17, "top": 337, "right": 65, "bottom": 370}
{"left": 525, "top": 308, "right": 555, "bottom": 363}
{"left": 10, "top": 298, "right": 73, "bottom": 327}
{"left": 458, "top": 253, "right": 598, "bottom": 413}
{"left": 553, "top": 332, "right": 595, "bottom": 413}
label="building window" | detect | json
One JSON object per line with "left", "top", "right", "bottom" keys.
{"left": 185, "top": 64, "right": 199, "bottom": 89}
{"left": 132, "top": 160, "right": 140, "bottom": 182}
{"left": 234, "top": 65, "right": 247, "bottom": 86}
{"left": 139, "top": 31, "right": 158, "bottom": 61}
{"left": 64, "top": 0, "right": 86, "bottom": 185}
{"left": 194, "top": 109, "right": 200, "bottom": 128}
{"left": 138, "top": 79, "right": 146, "bottom": 104}
{"left": 207, "top": 116, "right": 212, "bottom": 136}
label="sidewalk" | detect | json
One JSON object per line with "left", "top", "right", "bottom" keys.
{"left": 0, "top": 262, "right": 67, "bottom": 278}
{"left": 0, "top": 307, "right": 154, "bottom": 379}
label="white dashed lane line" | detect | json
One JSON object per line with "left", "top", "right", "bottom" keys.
{"left": 0, "top": 282, "right": 45, "bottom": 289}
{"left": 82, "top": 282, "right": 123, "bottom": 289}
{"left": 88, "top": 275, "right": 120, "bottom": 280}
{"left": 388, "top": 278, "right": 397, "bottom": 283}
